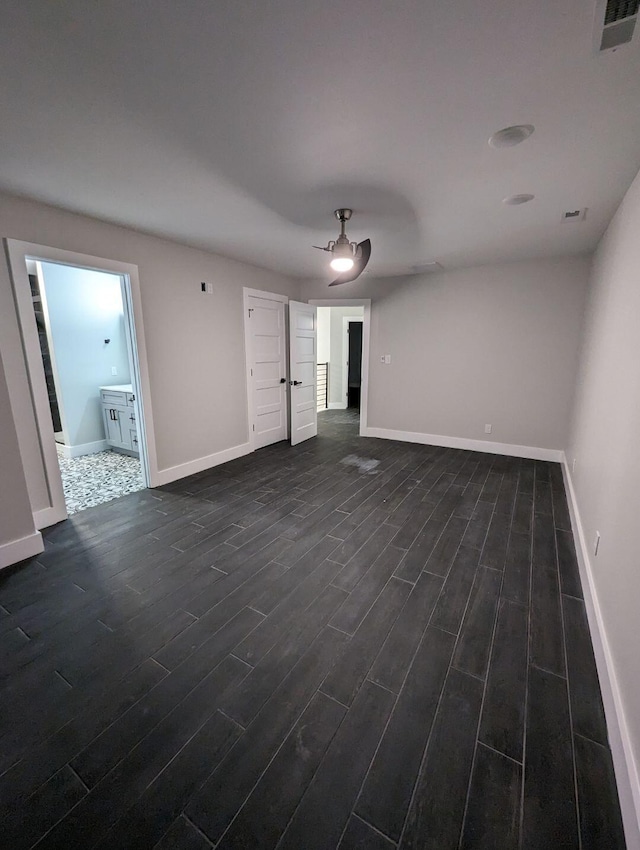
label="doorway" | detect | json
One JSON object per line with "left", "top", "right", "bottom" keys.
{"left": 314, "top": 301, "right": 369, "bottom": 434}
{"left": 6, "top": 241, "right": 153, "bottom": 527}
{"left": 344, "top": 318, "right": 363, "bottom": 410}
{"left": 28, "top": 260, "right": 145, "bottom": 514}
{"left": 243, "top": 292, "right": 370, "bottom": 450}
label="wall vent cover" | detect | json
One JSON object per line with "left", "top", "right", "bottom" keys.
{"left": 562, "top": 208, "right": 587, "bottom": 222}
{"left": 596, "top": 0, "right": 639, "bottom": 50}
{"left": 605, "top": 0, "right": 639, "bottom": 25}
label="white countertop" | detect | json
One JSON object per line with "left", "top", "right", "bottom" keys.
{"left": 99, "top": 384, "right": 134, "bottom": 392}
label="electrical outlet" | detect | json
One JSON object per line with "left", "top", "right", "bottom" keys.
{"left": 201, "top": 282, "right": 206, "bottom": 292}
{"left": 594, "top": 531, "right": 601, "bottom": 557}
{"left": 380, "top": 355, "right": 385, "bottom": 363}
{"left": 207, "top": 282, "right": 213, "bottom": 294}
{"left": 111, "top": 366, "right": 118, "bottom": 376}
{"left": 384, "top": 354, "right": 391, "bottom": 364}
{"left": 484, "top": 424, "right": 492, "bottom": 434}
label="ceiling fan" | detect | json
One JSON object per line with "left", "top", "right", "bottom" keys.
{"left": 313, "top": 209, "right": 371, "bottom": 286}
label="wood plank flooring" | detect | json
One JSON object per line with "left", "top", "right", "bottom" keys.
{"left": 0, "top": 410, "right": 626, "bottom": 849}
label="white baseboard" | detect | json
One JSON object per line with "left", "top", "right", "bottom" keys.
{"left": 328, "top": 402, "right": 347, "bottom": 410}
{"left": 34, "top": 504, "right": 68, "bottom": 530}
{"left": 152, "top": 442, "right": 252, "bottom": 487}
{"left": 59, "top": 440, "right": 109, "bottom": 459}
{"left": 561, "top": 455, "right": 640, "bottom": 850}
{"left": 360, "top": 426, "right": 563, "bottom": 462}
{"left": 0, "top": 530, "right": 44, "bottom": 570}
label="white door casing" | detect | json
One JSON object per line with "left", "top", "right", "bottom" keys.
{"left": 245, "top": 292, "right": 288, "bottom": 449}
{"left": 4, "top": 241, "right": 155, "bottom": 528}
{"left": 309, "top": 299, "right": 371, "bottom": 436}
{"left": 289, "top": 300, "right": 317, "bottom": 446}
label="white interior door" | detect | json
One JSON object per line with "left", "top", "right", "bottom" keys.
{"left": 246, "top": 293, "right": 288, "bottom": 449}
{"left": 289, "top": 300, "right": 317, "bottom": 446}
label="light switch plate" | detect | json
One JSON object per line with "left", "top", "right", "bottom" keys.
{"left": 384, "top": 354, "right": 391, "bottom": 364}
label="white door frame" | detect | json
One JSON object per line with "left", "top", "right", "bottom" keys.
{"left": 309, "top": 298, "right": 371, "bottom": 435}
{"left": 342, "top": 316, "right": 364, "bottom": 411}
{"left": 243, "top": 287, "right": 289, "bottom": 451}
{"left": 4, "top": 240, "right": 157, "bottom": 528}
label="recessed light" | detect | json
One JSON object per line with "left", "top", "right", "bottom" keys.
{"left": 503, "top": 193, "right": 535, "bottom": 205}
{"left": 489, "top": 124, "right": 535, "bottom": 148}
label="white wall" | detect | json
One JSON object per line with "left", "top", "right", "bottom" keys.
{"left": 0, "top": 350, "right": 42, "bottom": 568}
{"left": 329, "top": 306, "right": 364, "bottom": 407}
{"left": 0, "top": 191, "right": 299, "bottom": 524}
{"left": 40, "top": 262, "right": 130, "bottom": 449}
{"left": 317, "top": 307, "right": 331, "bottom": 363}
{"left": 567, "top": 167, "right": 640, "bottom": 843}
{"left": 302, "top": 256, "right": 589, "bottom": 453}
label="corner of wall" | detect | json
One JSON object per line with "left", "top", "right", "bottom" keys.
{"left": 561, "top": 454, "right": 640, "bottom": 850}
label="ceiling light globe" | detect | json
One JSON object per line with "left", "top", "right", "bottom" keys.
{"left": 330, "top": 257, "right": 355, "bottom": 272}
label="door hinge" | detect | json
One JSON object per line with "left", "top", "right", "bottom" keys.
{"left": 250, "top": 368, "right": 253, "bottom": 377}
{"left": 248, "top": 308, "right": 254, "bottom": 317}
{"left": 252, "top": 424, "right": 255, "bottom": 431}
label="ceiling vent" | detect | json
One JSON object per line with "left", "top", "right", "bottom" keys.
{"left": 595, "top": 0, "right": 639, "bottom": 51}
{"left": 562, "top": 208, "right": 587, "bottom": 222}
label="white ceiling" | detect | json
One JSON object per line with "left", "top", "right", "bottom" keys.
{"left": 2, "top": 0, "right": 640, "bottom": 278}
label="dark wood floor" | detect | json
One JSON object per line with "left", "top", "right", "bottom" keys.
{"left": 0, "top": 410, "right": 626, "bottom": 849}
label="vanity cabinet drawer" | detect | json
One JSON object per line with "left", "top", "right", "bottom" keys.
{"left": 101, "top": 389, "right": 128, "bottom": 406}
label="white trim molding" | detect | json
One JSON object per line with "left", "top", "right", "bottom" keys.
{"left": 327, "top": 402, "right": 347, "bottom": 410}
{"left": 561, "top": 454, "right": 640, "bottom": 850}
{"left": 33, "top": 506, "right": 66, "bottom": 530}
{"left": 58, "top": 440, "right": 109, "bottom": 459}
{"left": 360, "top": 426, "right": 563, "bottom": 462}
{"left": 0, "top": 531, "right": 44, "bottom": 571}
{"left": 153, "top": 442, "right": 252, "bottom": 487}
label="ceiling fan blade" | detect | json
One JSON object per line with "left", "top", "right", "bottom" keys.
{"left": 328, "top": 239, "right": 371, "bottom": 286}
{"left": 312, "top": 245, "right": 331, "bottom": 252}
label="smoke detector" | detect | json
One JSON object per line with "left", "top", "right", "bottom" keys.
{"left": 489, "top": 125, "right": 535, "bottom": 149}
{"left": 594, "top": 0, "right": 639, "bottom": 51}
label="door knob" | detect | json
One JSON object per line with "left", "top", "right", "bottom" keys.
{"left": 293, "top": 380, "right": 302, "bottom": 386}
{"left": 280, "top": 378, "right": 286, "bottom": 383}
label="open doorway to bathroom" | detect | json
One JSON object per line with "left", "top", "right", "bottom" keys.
{"left": 27, "top": 259, "right": 145, "bottom": 514}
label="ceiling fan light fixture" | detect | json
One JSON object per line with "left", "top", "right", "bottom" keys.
{"left": 312, "top": 209, "right": 371, "bottom": 286}
{"left": 330, "top": 256, "right": 355, "bottom": 272}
